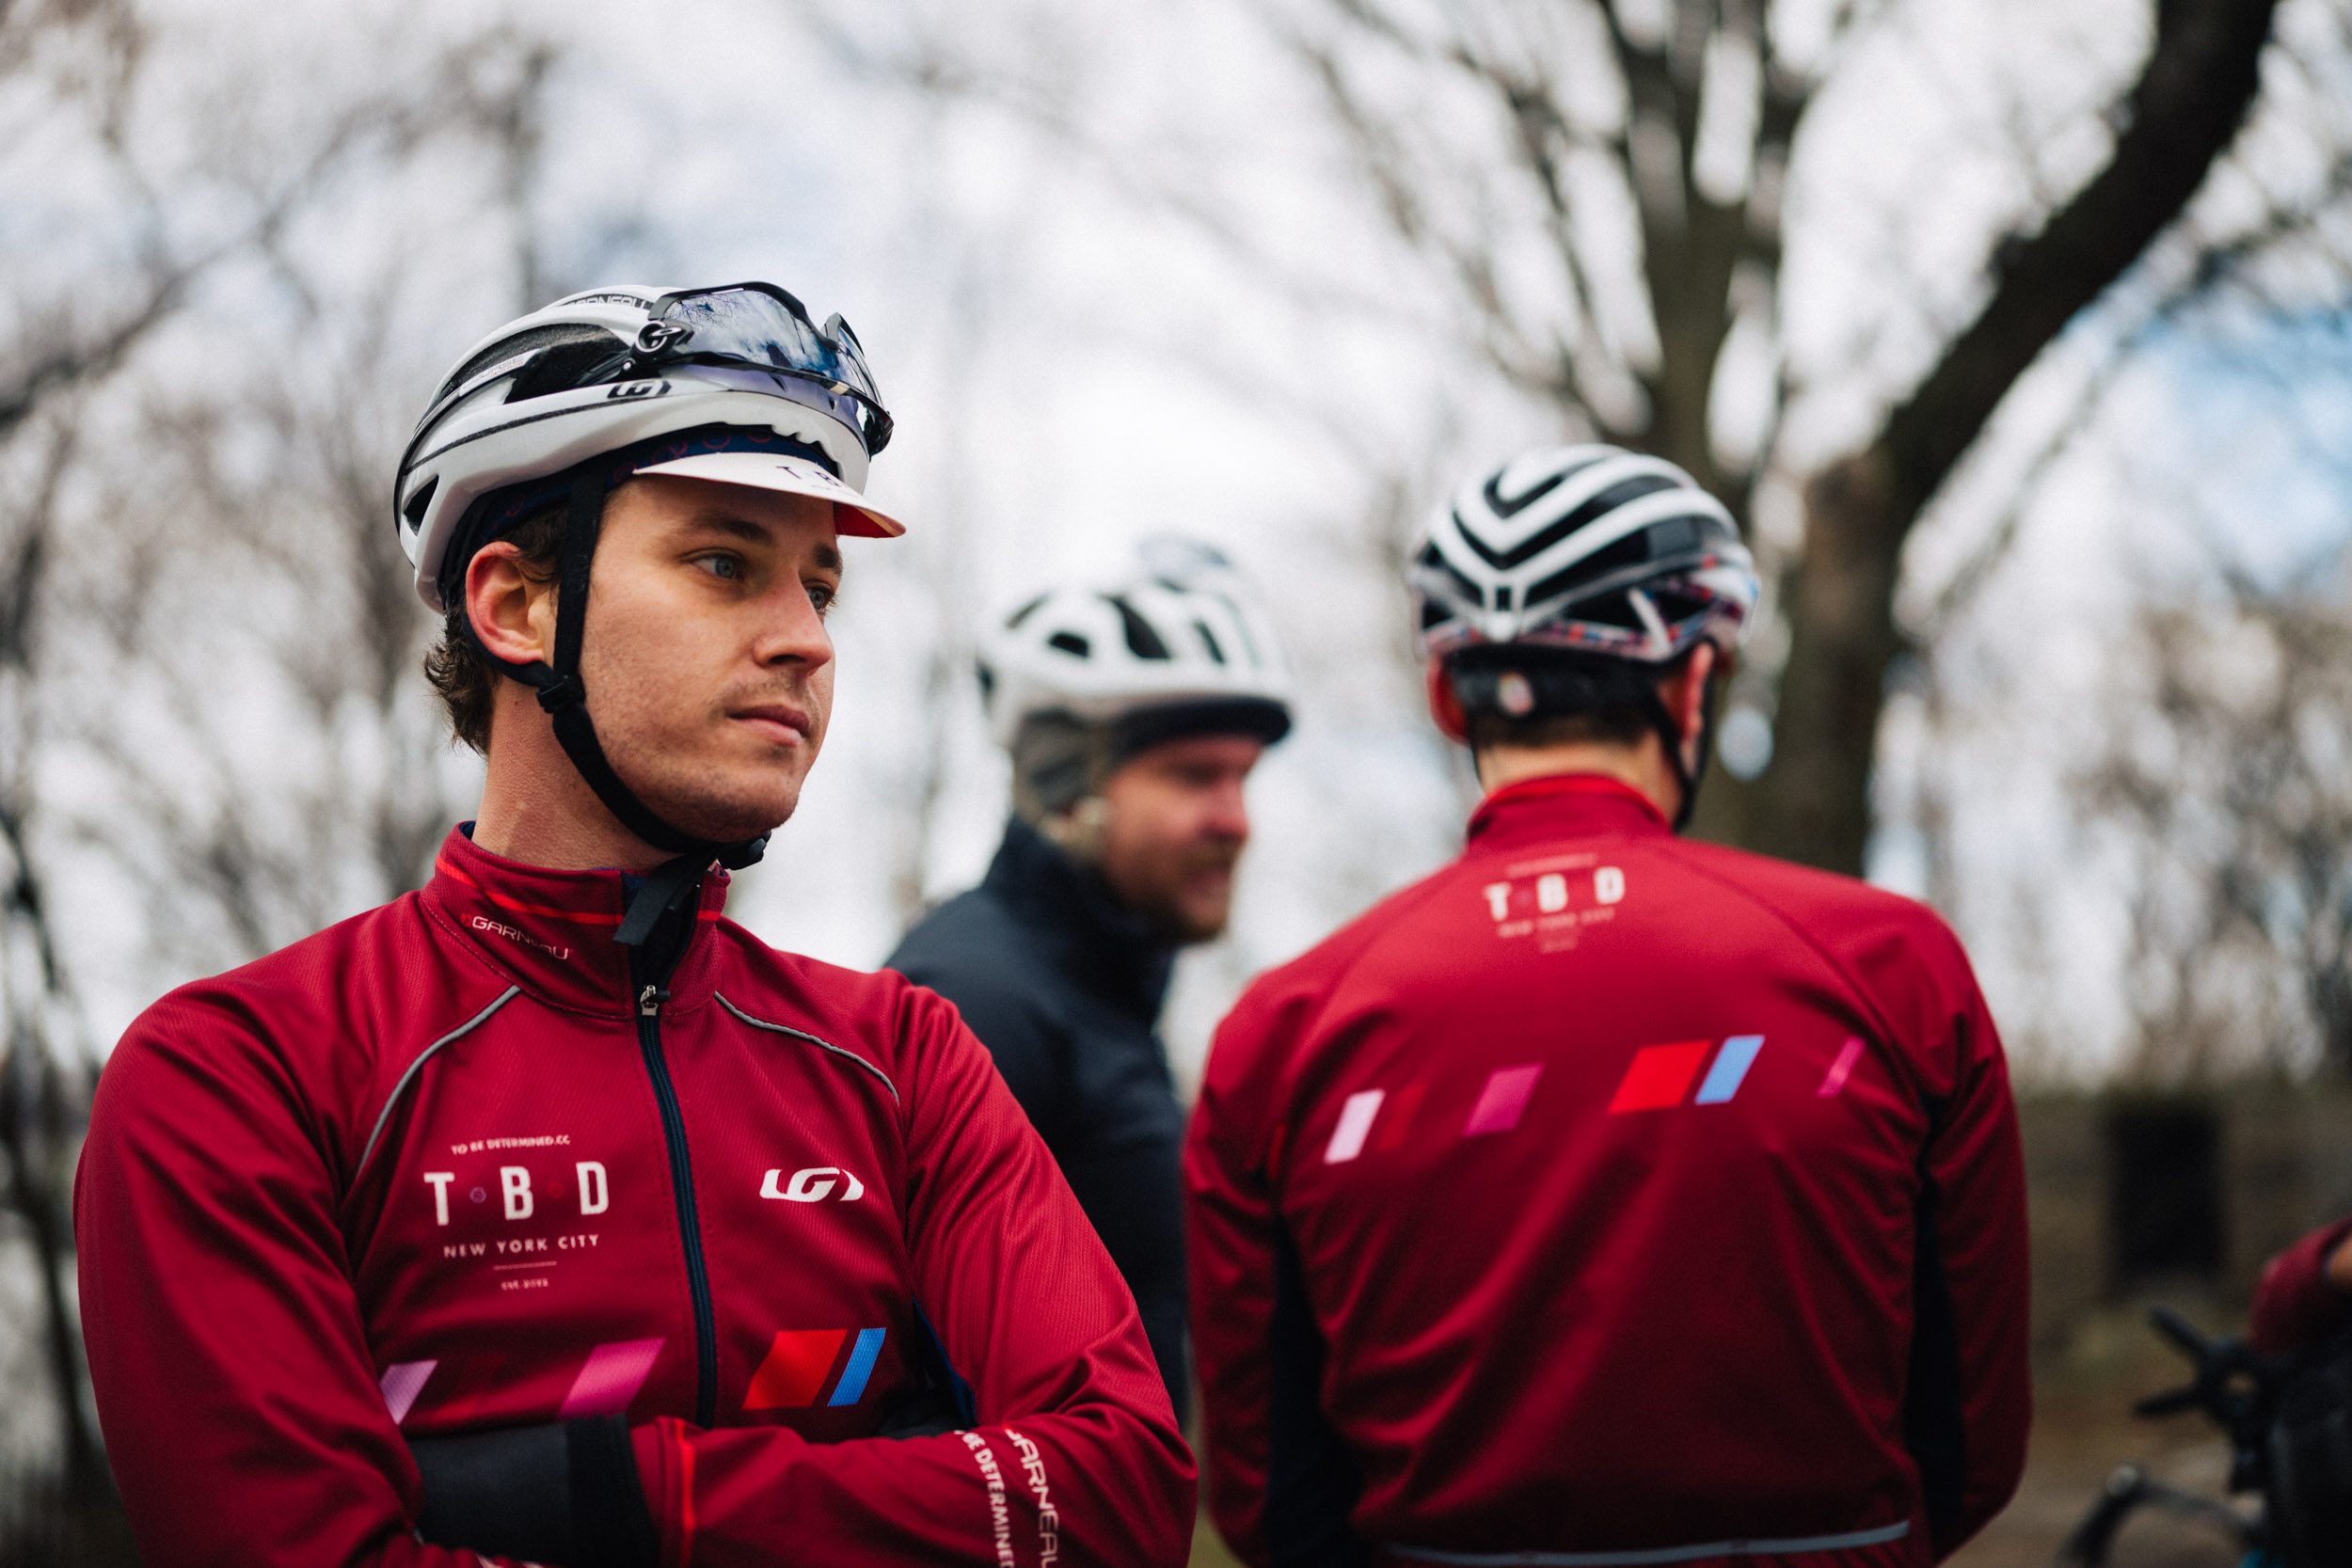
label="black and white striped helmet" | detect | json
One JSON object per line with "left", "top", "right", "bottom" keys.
{"left": 1413, "top": 445, "right": 1757, "bottom": 662}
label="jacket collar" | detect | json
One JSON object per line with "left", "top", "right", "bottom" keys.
{"left": 422, "top": 825, "right": 729, "bottom": 1018}
{"left": 982, "top": 817, "right": 1177, "bottom": 1023}
{"left": 1466, "top": 773, "right": 1671, "bottom": 858}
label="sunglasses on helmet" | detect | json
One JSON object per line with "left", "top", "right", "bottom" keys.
{"left": 628, "top": 282, "right": 892, "bottom": 455}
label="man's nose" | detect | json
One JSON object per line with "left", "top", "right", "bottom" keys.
{"left": 754, "top": 584, "right": 834, "bottom": 671}
{"left": 1203, "top": 778, "right": 1251, "bottom": 842}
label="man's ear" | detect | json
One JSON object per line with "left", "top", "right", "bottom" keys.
{"left": 1425, "top": 657, "right": 1470, "bottom": 743}
{"left": 465, "top": 543, "right": 555, "bottom": 670}
{"left": 1664, "top": 643, "right": 1723, "bottom": 749}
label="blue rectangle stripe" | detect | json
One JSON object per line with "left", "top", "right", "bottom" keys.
{"left": 1693, "top": 1036, "right": 1765, "bottom": 1104}
{"left": 829, "top": 1327, "right": 886, "bottom": 1406}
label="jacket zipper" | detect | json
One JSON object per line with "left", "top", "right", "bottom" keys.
{"left": 635, "top": 978, "right": 720, "bottom": 1428}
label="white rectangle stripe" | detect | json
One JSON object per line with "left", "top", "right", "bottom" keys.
{"left": 1324, "top": 1090, "right": 1386, "bottom": 1164}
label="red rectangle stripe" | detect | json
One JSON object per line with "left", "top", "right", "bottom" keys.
{"left": 742, "top": 1329, "right": 847, "bottom": 1410}
{"left": 1607, "top": 1041, "right": 1712, "bottom": 1114}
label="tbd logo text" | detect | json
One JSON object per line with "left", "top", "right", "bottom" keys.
{"left": 422, "top": 1161, "right": 608, "bottom": 1224}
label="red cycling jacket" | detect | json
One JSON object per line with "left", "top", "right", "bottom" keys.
{"left": 1186, "top": 776, "right": 2029, "bottom": 1567}
{"left": 2252, "top": 1218, "right": 2352, "bottom": 1355}
{"left": 75, "top": 826, "right": 1192, "bottom": 1568}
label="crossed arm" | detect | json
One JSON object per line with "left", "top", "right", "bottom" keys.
{"left": 74, "top": 990, "right": 1193, "bottom": 1568}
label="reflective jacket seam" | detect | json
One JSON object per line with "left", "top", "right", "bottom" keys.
{"left": 1387, "top": 1518, "right": 1912, "bottom": 1565}
{"left": 352, "top": 985, "right": 523, "bottom": 1180}
{"left": 715, "top": 993, "right": 900, "bottom": 1104}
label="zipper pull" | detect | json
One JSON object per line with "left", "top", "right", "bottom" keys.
{"left": 638, "top": 984, "right": 667, "bottom": 1018}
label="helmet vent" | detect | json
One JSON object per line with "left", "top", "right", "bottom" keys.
{"left": 1194, "top": 621, "right": 1226, "bottom": 663}
{"left": 1648, "top": 516, "right": 1701, "bottom": 558}
{"left": 1461, "top": 474, "right": 1679, "bottom": 572}
{"left": 1525, "top": 531, "right": 1652, "bottom": 610}
{"left": 1480, "top": 451, "right": 1611, "bottom": 517}
{"left": 434, "top": 324, "right": 616, "bottom": 405}
{"left": 401, "top": 476, "right": 437, "bottom": 534}
{"left": 1107, "top": 596, "right": 1172, "bottom": 660}
{"left": 506, "top": 337, "right": 629, "bottom": 404}
{"left": 1048, "top": 630, "right": 1091, "bottom": 658}
{"left": 1429, "top": 555, "right": 1483, "bottom": 610}
{"left": 1006, "top": 593, "right": 1051, "bottom": 629}
{"left": 1574, "top": 592, "right": 1646, "bottom": 632}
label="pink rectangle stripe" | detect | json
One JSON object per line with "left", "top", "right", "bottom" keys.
{"left": 558, "top": 1338, "right": 665, "bottom": 1419}
{"left": 1818, "top": 1037, "right": 1866, "bottom": 1098}
{"left": 379, "top": 1360, "right": 437, "bottom": 1426}
{"left": 1324, "top": 1090, "right": 1386, "bottom": 1164}
{"left": 1462, "top": 1065, "right": 1544, "bottom": 1137}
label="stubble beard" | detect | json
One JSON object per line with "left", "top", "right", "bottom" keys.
{"left": 1127, "top": 836, "right": 1245, "bottom": 946}
{"left": 598, "top": 671, "right": 827, "bottom": 847}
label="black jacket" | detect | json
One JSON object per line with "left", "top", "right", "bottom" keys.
{"left": 886, "top": 817, "right": 1189, "bottom": 1420}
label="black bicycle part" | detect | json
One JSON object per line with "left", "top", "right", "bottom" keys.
{"left": 2050, "top": 1306, "right": 2297, "bottom": 1567}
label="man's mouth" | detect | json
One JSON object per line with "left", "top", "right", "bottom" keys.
{"left": 729, "top": 702, "right": 814, "bottom": 746}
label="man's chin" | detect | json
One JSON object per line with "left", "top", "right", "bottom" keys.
{"left": 1149, "top": 895, "right": 1232, "bottom": 947}
{"left": 629, "top": 777, "right": 803, "bottom": 850}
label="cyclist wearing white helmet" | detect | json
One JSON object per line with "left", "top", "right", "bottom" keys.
{"left": 890, "top": 538, "right": 1293, "bottom": 1422}
{"left": 1187, "top": 445, "right": 2030, "bottom": 1566}
{"left": 76, "top": 283, "right": 1192, "bottom": 1568}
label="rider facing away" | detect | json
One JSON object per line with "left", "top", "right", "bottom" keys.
{"left": 73, "top": 283, "right": 1193, "bottom": 1568}
{"left": 1185, "top": 446, "right": 2031, "bottom": 1567}
{"left": 2253, "top": 1219, "right": 2352, "bottom": 1356}
{"left": 889, "top": 539, "right": 1294, "bottom": 1423}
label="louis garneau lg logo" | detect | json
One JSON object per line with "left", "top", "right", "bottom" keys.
{"left": 761, "top": 1165, "right": 865, "bottom": 1203}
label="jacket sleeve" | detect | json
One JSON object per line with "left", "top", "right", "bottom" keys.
{"left": 1899, "top": 944, "right": 2033, "bottom": 1562}
{"left": 1185, "top": 974, "right": 1350, "bottom": 1568}
{"left": 627, "top": 982, "right": 1194, "bottom": 1567}
{"left": 2252, "top": 1218, "right": 2352, "bottom": 1355}
{"left": 75, "top": 994, "right": 508, "bottom": 1568}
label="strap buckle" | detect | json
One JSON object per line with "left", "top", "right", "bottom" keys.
{"left": 534, "top": 673, "right": 585, "bottom": 714}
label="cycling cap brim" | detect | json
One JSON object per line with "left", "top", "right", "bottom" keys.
{"left": 631, "top": 450, "right": 905, "bottom": 538}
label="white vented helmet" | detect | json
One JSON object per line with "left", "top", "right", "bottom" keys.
{"left": 395, "top": 282, "right": 903, "bottom": 612}
{"left": 391, "top": 282, "right": 909, "bottom": 892}
{"left": 1413, "top": 444, "right": 1757, "bottom": 662}
{"left": 980, "top": 537, "right": 1294, "bottom": 750}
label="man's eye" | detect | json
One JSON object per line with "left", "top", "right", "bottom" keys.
{"left": 807, "top": 581, "right": 839, "bottom": 615}
{"left": 697, "top": 555, "right": 742, "bottom": 581}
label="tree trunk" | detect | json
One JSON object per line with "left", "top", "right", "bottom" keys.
{"left": 1754, "top": 451, "right": 1905, "bottom": 873}
{"left": 1744, "top": 0, "right": 2281, "bottom": 874}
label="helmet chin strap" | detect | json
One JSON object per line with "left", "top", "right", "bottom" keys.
{"left": 1642, "top": 667, "right": 1722, "bottom": 834}
{"left": 469, "top": 469, "right": 769, "bottom": 946}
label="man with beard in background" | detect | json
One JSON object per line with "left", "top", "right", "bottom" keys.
{"left": 889, "top": 539, "right": 1293, "bottom": 1423}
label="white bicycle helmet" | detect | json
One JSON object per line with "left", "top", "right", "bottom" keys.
{"left": 395, "top": 282, "right": 908, "bottom": 934}
{"left": 1413, "top": 445, "right": 1758, "bottom": 829}
{"left": 980, "top": 536, "right": 1294, "bottom": 752}
{"left": 396, "top": 281, "right": 903, "bottom": 613}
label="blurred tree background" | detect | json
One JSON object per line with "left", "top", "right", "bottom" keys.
{"left": 5, "top": 0, "right": 2352, "bottom": 1557}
